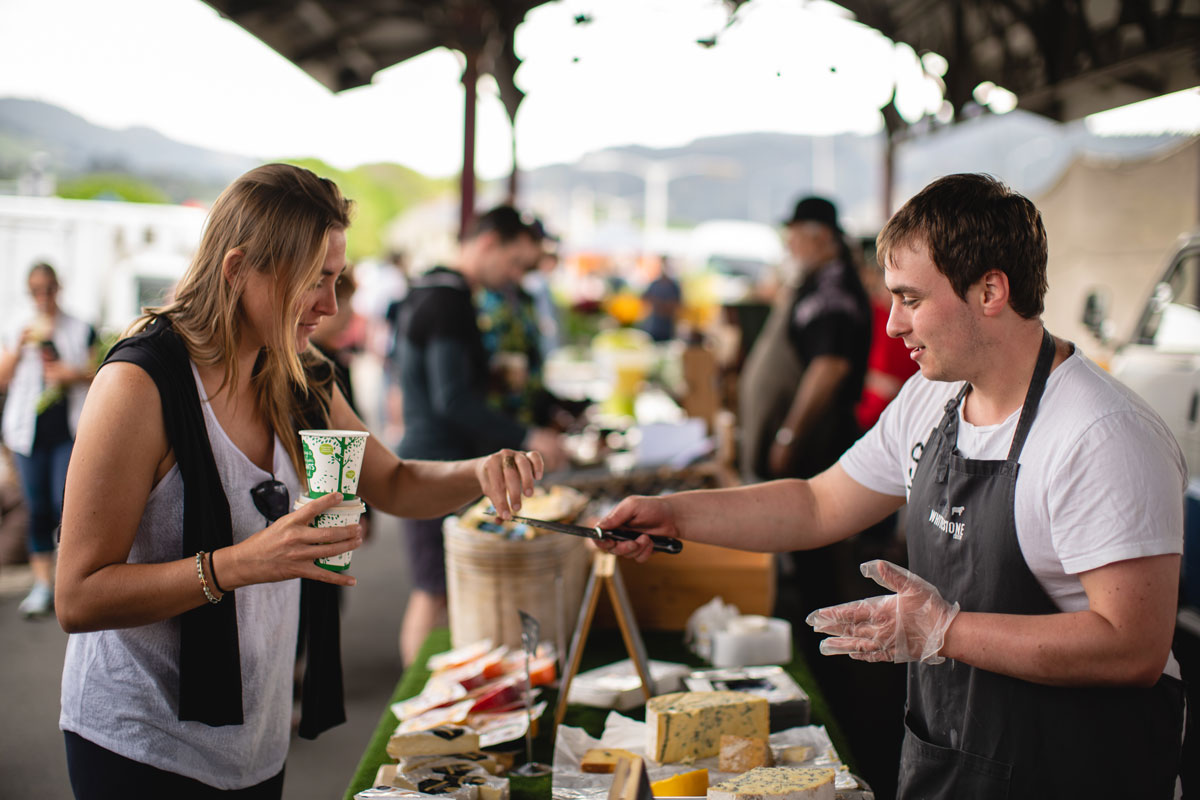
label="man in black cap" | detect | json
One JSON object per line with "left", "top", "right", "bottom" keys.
{"left": 741, "top": 195, "right": 871, "bottom": 482}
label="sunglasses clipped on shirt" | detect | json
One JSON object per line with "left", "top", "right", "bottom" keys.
{"left": 251, "top": 479, "right": 290, "bottom": 524}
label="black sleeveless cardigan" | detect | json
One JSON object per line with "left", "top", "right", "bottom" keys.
{"left": 103, "top": 316, "right": 344, "bottom": 739}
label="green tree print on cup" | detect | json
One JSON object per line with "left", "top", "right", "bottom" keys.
{"left": 299, "top": 429, "right": 370, "bottom": 499}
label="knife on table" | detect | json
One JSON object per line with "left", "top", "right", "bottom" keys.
{"left": 505, "top": 515, "right": 683, "bottom": 554}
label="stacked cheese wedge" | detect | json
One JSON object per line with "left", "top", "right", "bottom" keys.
{"left": 370, "top": 724, "right": 512, "bottom": 800}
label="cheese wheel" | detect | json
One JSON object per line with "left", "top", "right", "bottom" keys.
{"left": 707, "top": 767, "right": 835, "bottom": 800}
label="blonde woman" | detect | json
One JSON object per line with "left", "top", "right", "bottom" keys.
{"left": 55, "top": 164, "right": 543, "bottom": 798}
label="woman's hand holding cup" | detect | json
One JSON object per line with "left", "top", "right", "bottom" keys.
{"left": 223, "top": 492, "right": 362, "bottom": 588}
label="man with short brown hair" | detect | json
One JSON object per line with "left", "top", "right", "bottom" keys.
{"left": 601, "top": 174, "right": 1186, "bottom": 797}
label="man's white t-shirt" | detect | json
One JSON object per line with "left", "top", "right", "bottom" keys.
{"left": 841, "top": 348, "right": 1186, "bottom": 675}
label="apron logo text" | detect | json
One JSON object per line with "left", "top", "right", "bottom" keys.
{"left": 928, "top": 508, "right": 966, "bottom": 540}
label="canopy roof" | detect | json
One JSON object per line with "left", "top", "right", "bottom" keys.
{"left": 839, "top": 0, "right": 1200, "bottom": 122}
{"left": 203, "top": 1, "right": 1200, "bottom": 123}
{"left": 200, "top": 0, "right": 546, "bottom": 120}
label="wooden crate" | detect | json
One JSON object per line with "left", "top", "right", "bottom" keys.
{"left": 600, "top": 541, "right": 775, "bottom": 631}
{"left": 564, "top": 461, "right": 769, "bottom": 631}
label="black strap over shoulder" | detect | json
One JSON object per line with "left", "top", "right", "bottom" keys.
{"left": 106, "top": 318, "right": 346, "bottom": 737}
{"left": 103, "top": 317, "right": 243, "bottom": 726}
{"left": 293, "top": 360, "right": 347, "bottom": 739}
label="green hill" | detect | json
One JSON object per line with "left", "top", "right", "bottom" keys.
{"left": 278, "top": 158, "right": 454, "bottom": 261}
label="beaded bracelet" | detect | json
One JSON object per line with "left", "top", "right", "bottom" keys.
{"left": 208, "top": 550, "right": 228, "bottom": 595}
{"left": 195, "top": 551, "right": 222, "bottom": 604}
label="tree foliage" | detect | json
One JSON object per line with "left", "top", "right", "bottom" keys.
{"left": 280, "top": 158, "right": 454, "bottom": 262}
{"left": 57, "top": 173, "right": 169, "bottom": 204}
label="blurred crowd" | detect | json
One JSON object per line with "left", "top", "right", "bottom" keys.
{"left": 0, "top": 188, "right": 911, "bottom": 793}
{"left": 0, "top": 190, "right": 913, "bottom": 636}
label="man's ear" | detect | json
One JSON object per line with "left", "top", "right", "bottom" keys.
{"left": 978, "top": 269, "right": 1011, "bottom": 317}
{"left": 221, "top": 248, "right": 245, "bottom": 285}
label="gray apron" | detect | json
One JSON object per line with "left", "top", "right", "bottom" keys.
{"left": 898, "top": 330, "right": 1184, "bottom": 799}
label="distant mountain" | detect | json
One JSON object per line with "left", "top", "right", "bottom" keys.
{"left": 1, "top": 95, "right": 1190, "bottom": 227}
{"left": 516, "top": 112, "right": 1191, "bottom": 234}
{"left": 0, "top": 97, "right": 259, "bottom": 201}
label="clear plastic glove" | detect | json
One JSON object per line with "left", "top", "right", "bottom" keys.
{"left": 805, "top": 559, "right": 960, "bottom": 665}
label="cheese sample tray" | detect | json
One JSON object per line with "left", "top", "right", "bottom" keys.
{"left": 566, "top": 659, "right": 692, "bottom": 711}
{"left": 550, "top": 710, "right": 872, "bottom": 800}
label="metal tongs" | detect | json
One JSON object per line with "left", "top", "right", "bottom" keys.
{"left": 506, "top": 515, "right": 683, "bottom": 554}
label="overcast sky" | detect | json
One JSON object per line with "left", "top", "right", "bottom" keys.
{"left": 2, "top": 0, "right": 1197, "bottom": 178}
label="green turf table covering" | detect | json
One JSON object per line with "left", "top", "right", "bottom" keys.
{"left": 344, "top": 628, "right": 852, "bottom": 800}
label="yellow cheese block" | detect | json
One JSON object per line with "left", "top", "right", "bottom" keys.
{"left": 645, "top": 691, "right": 769, "bottom": 764}
{"left": 582, "top": 748, "right": 639, "bottom": 774}
{"left": 651, "top": 768, "right": 709, "bottom": 797}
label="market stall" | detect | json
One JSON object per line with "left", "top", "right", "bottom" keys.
{"left": 343, "top": 627, "right": 861, "bottom": 800}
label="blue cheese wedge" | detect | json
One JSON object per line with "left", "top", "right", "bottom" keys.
{"left": 386, "top": 724, "right": 481, "bottom": 759}
{"left": 707, "top": 768, "right": 835, "bottom": 800}
{"left": 645, "top": 691, "right": 769, "bottom": 763}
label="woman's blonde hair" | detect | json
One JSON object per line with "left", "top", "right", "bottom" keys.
{"left": 131, "top": 163, "right": 353, "bottom": 477}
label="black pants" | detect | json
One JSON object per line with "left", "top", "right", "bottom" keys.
{"left": 64, "top": 731, "right": 286, "bottom": 799}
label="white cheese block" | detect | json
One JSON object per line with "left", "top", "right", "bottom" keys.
{"left": 390, "top": 768, "right": 480, "bottom": 800}
{"left": 354, "top": 789, "right": 438, "bottom": 800}
{"left": 773, "top": 746, "right": 812, "bottom": 765}
{"left": 476, "top": 774, "right": 510, "bottom": 800}
{"left": 707, "top": 767, "right": 835, "bottom": 800}
{"left": 718, "top": 734, "right": 773, "bottom": 772}
{"left": 387, "top": 724, "right": 481, "bottom": 759}
{"left": 645, "top": 691, "right": 769, "bottom": 763}
{"left": 392, "top": 764, "right": 509, "bottom": 800}
{"left": 399, "top": 752, "right": 505, "bottom": 776}
{"left": 374, "top": 764, "right": 399, "bottom": 786}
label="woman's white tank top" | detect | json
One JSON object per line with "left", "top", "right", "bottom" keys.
{"left": 60, "top": 362, "right": 304, "bottom": 789}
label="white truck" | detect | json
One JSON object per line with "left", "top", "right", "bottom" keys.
{"left": 0, "top": 195, "right": 202, "bottom": 335}
{"left": 1084, "top": 231, "right": 1200, "bottom": 480}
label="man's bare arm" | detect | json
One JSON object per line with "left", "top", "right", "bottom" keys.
{"left": 940, "top": 554, "right": 1179, "bottom": 687}
{"left": 599, "top": 465, "right": 905, "bottom": 560}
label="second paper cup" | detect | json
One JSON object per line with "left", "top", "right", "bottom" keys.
{"left": 295, "top": 495, "right": 365, "bottom": 572}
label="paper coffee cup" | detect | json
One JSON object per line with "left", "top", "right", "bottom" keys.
{"left": 299, "top": 429, "right": 369, "bottom": 499}
{"left": 295, "top": 496, "right": 365, "bottom": 572}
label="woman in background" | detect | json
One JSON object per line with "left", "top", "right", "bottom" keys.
{"left": 0, "top": 263, "right": 97, "bottom": 618}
